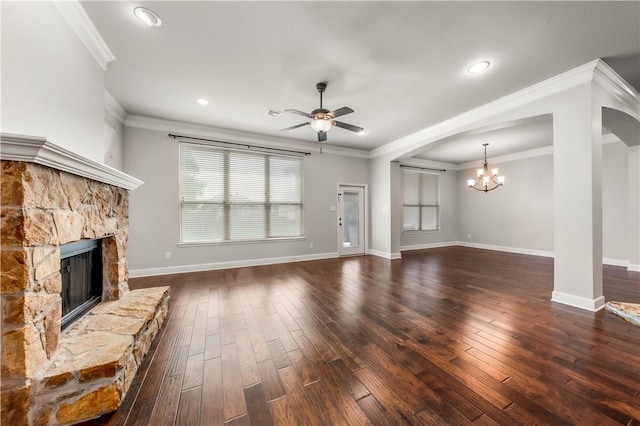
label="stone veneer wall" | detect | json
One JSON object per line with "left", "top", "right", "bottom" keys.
{"left": 1, "top": 160, "right": 131, "bottom": 424}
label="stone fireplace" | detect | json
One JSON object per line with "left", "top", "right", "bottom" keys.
{"left": 1, "top": 134, "right": 170, "bottom": 425}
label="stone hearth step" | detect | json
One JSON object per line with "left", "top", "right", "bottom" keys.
{"left": 34, "top": 286, "right": 170, "bottom": 425}
{"left": 604, "top": 301, "right": 640, "bottom": 327}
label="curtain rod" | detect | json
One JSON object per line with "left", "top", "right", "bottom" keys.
{"left": 169, "top": 134, "right": 312, "bottom": 156}
{"left": 400, "top": 165, "right": 446, "bottom": 172}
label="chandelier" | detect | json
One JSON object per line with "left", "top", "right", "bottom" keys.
{"left": 467, "top": 143, "right": 505, "bottom": 192}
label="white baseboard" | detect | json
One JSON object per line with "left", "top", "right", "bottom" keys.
{"left": 400, "top": 241, "right": 458, "bottom": 252}
{"left": 367, "top": 249, "right": 402, "bottom": 260}
{"left": 603, "top": 258, "right": 636, "bottom": 268}
{"left": 130, "top": 245, "right": 640, "bottom": 279}
{"left": 457, "top": 241, "right": 554, "bottom": 258}
{"left": 551, "top": 291, "right": 606, "bottom": 312}
{"left": 129, "top": 251, "right": 339, "bottom": 278}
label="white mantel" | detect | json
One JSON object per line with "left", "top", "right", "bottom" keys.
{"left": 0, "top": 133, "right": 142, "bottom": 191}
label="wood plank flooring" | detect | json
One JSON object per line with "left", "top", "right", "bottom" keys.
{"left": 86, "top": 246, "right": 640, "bottom": 425}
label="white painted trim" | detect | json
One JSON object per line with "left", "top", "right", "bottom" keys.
{"left": 129, "top": 252, "right": 339, "bottom": 278}
{"left": 457, "top": 241, "right": 554, "bottom": 258}
{"left": 628, "top": 264, "right": 640, "bottom": 272}
{"left": 366, "top": 249, "right": 401, "bottom": 260}
{"left": 551, "top": 291, "right": 606, "bottom": 312}
{"left": 105, "top": 90, "right": 126, "bottom": 124}
{"left": 400, "top": 241, "right": 457, "bottom": 251}
{"left": 0, "top": 133, "right": 143, "bottom": 190}
{"left": 52, "top": 1, "right": 114, "bottom": 71}
{"left": 125, "top": 115, "right": 370, "bottom": 159}
{"left": 603, "top": 258, "right": 630, "bottom": 268}
{"left": 593, "top": 60, "right": 640, "bottom": 119}
{"left": 371, "top": 60, "right": 599, "bottom": 159}
{"left": 457, "top": 145, "right": 553, "bottom": 170}
{"left": 401, "top": 243, "right": 635, "bottom": 269}
{"left": 447, "top": 135, "right": 621, "bottom": 171}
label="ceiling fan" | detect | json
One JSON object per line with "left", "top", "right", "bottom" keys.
{"left": 280, "top": 82, "right": 365, "bottom": 142}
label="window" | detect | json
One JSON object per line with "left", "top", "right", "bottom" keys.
{"left": 180, "top": 143, "right": 303, "bottom": 243}
{"left": 402, "top": 169, "right": 439, "bottom": 231}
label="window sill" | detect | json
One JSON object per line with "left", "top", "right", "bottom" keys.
{"left": 178, "top": 236, "right": 306, "bottom": 248}
{"left": 402, "top": 229, "right": 440, "bottom": 234}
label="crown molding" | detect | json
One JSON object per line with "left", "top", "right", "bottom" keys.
{"left": 593, "top": 59, "right": 640, "bottom": 119}
{"left": 453, "top": 132, "right": 623, "bottom": 170}
{"left": 0, "top": 133, "right": 142, "bottom": 190}
{"left": 458, "top": 145, "right": 554, "bottom": 170}
{"left": 53, "top": 0, "right": 114, "bottom": 71}
{"left": 371, "top": 60, "right": 600, "bottom": 159}
{"left": 124, "top": 114, "right": 371, "bottom": 159}
{"left": 105, "top": 90, "right": 127, "bottom": 124}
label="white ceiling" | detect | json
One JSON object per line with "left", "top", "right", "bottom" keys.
{"left": 81, "top": 1, "right": 640, "bottom": 162}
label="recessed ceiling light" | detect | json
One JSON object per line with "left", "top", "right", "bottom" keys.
{"left": 467, "top": 60, "right": 491, "bottom": 74}
{"left": 196, "top": 98, "right": 209, "bottom": 105}
{"left": 134, "top": 7, "right": 161, "bottom": 27}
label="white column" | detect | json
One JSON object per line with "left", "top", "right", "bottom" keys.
{"left": 628, "top": 146, "right": 640, "bottom": 271}
{"left": 552, "top": 83, "right": 605, "bottom": 311}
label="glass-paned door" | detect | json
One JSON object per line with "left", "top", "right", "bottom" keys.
{"left": 338, "top": 185, "right": 365, "bottom": 256}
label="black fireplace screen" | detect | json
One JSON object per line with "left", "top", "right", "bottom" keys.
{"left": 60, "top": 239, "right": 102, "bottom": 331}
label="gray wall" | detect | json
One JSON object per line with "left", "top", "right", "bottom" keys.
{"left": 602, "top": 141, "right": 631, "bottom": 262}
{"left": 457, "top": 154, "right": 555, "bottom": 253}
{"left": 455, "top": 143, "right": 633, "bottom": 263}
{"left": 104, "top": 111, "right": 125, "bottom": 170}
{"left": 124, "top": 126, "right": 369, "bottom": 274}
{"left": 1, "top": 1, "right": 108, "bottom": 164}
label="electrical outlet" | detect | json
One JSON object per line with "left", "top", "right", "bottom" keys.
{"left": 165, "top": 252, "right": 171, "bottom": 260}
{"left": 309, "top": 242, "right": 313, "bottom": 249}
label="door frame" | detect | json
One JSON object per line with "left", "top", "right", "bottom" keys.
{"left": 337, "top": 183, "right": 368, "bottom": 256}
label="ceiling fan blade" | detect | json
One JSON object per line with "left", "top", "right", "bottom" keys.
{"left": 281, "top": 122, "right": 310, "bottom": 131}
{"left": 330, "top": 107, "right": 354, "bottom": 118}
{"left": 285, "top": 109, "right": 314, "bottom": 119}
{"left": 318, "top": 131, "right": 327, "bottom": 142}
{"left": 334, "top": 121, "right": 364, "bottom": 134}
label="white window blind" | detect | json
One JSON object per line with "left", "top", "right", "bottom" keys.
{"left": 180, "top": 143, "right": 303, "bottom": 243}
{"left": 403, "top": 170, "right": 439, "bottom": 231}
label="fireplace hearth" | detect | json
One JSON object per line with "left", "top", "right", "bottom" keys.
{"left": 1, "top": 134, "right": 169, "bottom": 425}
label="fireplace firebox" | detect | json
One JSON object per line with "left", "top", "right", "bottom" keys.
{"left": 60, "top": 239, "right": 102, "bottom": 330}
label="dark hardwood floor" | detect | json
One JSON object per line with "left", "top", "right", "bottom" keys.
{"left": 87, "top": 246, "right": 640, "bottom": 425}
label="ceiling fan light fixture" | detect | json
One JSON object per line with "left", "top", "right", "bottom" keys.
{"left": 134, "top": 7, "right": 162, "bottom": 27}
{"left": 310, "top": 118, "right": 332, "bottom": 132}
{"left": 467, "top": 60, "right": 490, "bottom": 74}
{"left": 358, "top": 129, "right": 367, "bottom": 136}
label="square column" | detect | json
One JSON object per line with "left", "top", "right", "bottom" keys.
{"left": 552, "top": 84, "right": 605, "bottom": 311}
